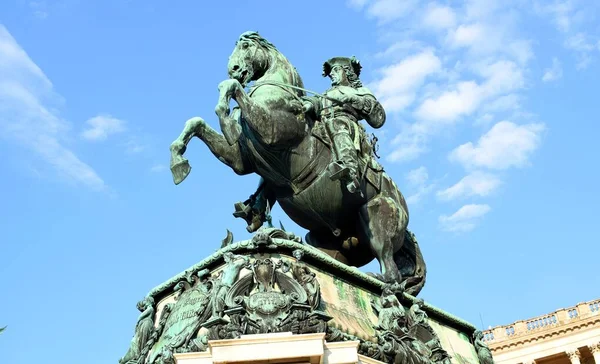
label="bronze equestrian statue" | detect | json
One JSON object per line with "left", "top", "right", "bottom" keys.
{"left": 169, "top": 31, "right": 426, "bottom": 296}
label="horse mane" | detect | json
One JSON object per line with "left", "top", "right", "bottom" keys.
{"left": 238, "top": 31, "right": 305, "bottom": 97}
{"left": 237, "top": 31, "right": 277, "bottom": 51}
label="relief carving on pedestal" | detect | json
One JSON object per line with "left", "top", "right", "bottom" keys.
{"left": 567, "top": 349, "right": 581, "bottom": 363}
{"left": 588, "top": 343, "right": 600, "bottom": 354}
{"left": 120, "top": 228, "right": 476, "bottom": 364}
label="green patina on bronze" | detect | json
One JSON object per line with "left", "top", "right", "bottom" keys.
{"left": 473, "top": 330, "right": 494, "bottom": 364}
{"left": 120, "top": 227, "right": 492, "bottom": 363}
{"left": 355, "top": 289, "right": 369, "bottom": 311}
{"left": 334, "top": 278, "right": 347, "bottom": 300}
{"left": 145, "top": 233, "right": 475, "bottom": 336}
{"left": 146, "top": 272, "right": 213, "bottom": 364}
{"left": 169, "top": 31, "right": 426, "bottom": 295}
{"left": 118, "top": 31, "right": 497, "bottom": 364}
{"left": 119, "top": 297, "right": 155, "bottom": 364}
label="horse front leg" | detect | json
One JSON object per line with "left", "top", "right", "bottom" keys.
{"left": 215, "top": 79, "right": 244, "bottom": 146}
{"left": 215, "top": 79, "right": 277, "bottom": 144}
{"left": 170, "top": 116, "right": 249, "bottom": 185}
{"left": 229, "top": 80, "right": 305, "bottom": 146}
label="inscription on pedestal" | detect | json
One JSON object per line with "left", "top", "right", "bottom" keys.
{"left": 248, "top": 292, "right": 288, "bottom": 315}
{"left": 149, "top": 286, "right": 210, "bottom": 362}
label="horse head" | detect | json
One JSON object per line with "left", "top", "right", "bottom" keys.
{"left": 228, "top": 31, "right": 276, "bottom": 87}
{"left": 228, "top": 31, "right": 303, "bottom": 91}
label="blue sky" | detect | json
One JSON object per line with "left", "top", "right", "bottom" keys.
{"left": 1, "top": 0, "right": 599, "bottom": 362}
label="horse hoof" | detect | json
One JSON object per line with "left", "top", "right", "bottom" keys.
{"left": 171, "top": 159, "right": 191, "bottom": 185}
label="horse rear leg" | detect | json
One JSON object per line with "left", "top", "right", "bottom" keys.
{"left": 358, "top": 195, "right": 407, "bottom": 284}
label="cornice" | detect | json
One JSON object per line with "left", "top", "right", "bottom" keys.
{"left": 145, "top": 234, "right": 477, "bottom": 334}
{"left": 488, "top": 315, "right": 600, "bottom": 352}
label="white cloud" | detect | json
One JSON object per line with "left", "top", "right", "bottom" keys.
{"left": 476, "top": 60, "right": 526, "bottom": 97}
{"left": 0, "top": 25, "right": 105, "bottom": 190}
{"left": 464, "top": 0, "right": 503, "bottom": 19}
{"left": 422, "top": 3, "right": 456, "bottom": 30}
{"left": 448, "top": 23, "right": 486, "bottom": 48}
{"left": 564, "top": 32, "right": 595, "bottom": 52}
{"left": 414, "top": 81, "right": 481, "bottom": 122}
{"left": 406, "top": 184, "right": 435, "bottom": 205}
{"left": 535, "top": 2, "right": 598, "bottom": 71}
{"left": 449, "top": 121, "right": 545, "bottom": 170}
{"left": 437, "top": 171, "right": 502, "bottom": 201}
{"left": 439, "top": 204, "right": 491, "bottom": 232}
{"left": 404, "top": 166, "right": 436, "bottom": 204}
{"left": 348, "top": 1, "right": 550, "bottom": 233}
{"left": 81, "top": 114, "right": 126, "bottom": 141}
{"left": 364, "top": 0, "right": 419, "bottom": 23}
{"left": 371, "top": 49, "right": 441, "bottom": 112}
{"left": 542, "top": 58, "right": 563, "bottom": 82}
{"left": 406, "top": 166, "right": 428, "bottom": 186}
{"left": 508, "top": 40, "right": 535, "bottom": 65}
{"left": 444, "top": 8, "right": 534, "bottom": 64}
{"left": 534, "top": 0, "right": 576, "bottom": 33}
{"left": 574, "top": 54, "right": 593, "bottom": 70}
{"left": 415, "top": 60, "right": 524, "bottom": 123}
{"left": 386, "top": 59, "right": 526, "bottom": 162}
{"left": 483, "top": 94, "right": 521, "bottom": 113}
{"left": 374, "top": 40, "right": 424, "bottom": 59}
{"left": 125, "top": 138, "right": 145, "bottom": 154}
{"left": 347, "top": 0, "right": 370, "bottom": 9}
{"left": 387, "top": 129, "right": 427, "bottom": 163}
{"left": 564, "top": 33, "right": 597, "bottom": 69}
{"left": 351, "top": 1, "right": 540, "bottom": 168}
{"left": 474, "top": 113, "right": 494, "bottom": 126}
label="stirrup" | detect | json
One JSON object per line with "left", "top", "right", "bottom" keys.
{"left": 346, "top": 179, "right": 359, "bottom": 193}
{"left": 232, "top": 201, "right": 252, "bottom": 219}
{"left": 346, "top": 178, "right": 363, "bottom": 197}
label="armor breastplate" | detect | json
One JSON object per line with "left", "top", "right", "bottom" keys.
{"left": 320, "top": 87, "right": 359, "bottom": 122}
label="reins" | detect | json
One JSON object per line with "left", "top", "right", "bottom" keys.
{"left": 251, "top": 80, "right": 345, "bottom": 106}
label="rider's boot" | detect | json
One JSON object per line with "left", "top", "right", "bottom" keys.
{"left": 330, "top": 131, "right": 362, "bottom": 197}
{"left": 233, "top": 179, "right": 271, "bottom": 232}
{"left": 233, "top": 202, "right": 265, "bottom": 233}
{"left": 233, "top": 196, "right": 264, "bottom": 232}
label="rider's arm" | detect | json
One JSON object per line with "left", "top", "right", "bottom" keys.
{"left": 301, "top": 96, "right": 321, "bottom": 119}
{"left": 345, "top": 88, "right": 386, "bottom": 129}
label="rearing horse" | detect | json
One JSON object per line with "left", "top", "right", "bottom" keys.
{"left": 169, "top": 31, "right": 426, "bottom": 296}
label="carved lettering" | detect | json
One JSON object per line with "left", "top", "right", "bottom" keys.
{"left": 150, "top": 287, "right": 209, "bottom": 362}
{"left": 248, "top": 292, "right": 288, "bottom": 315}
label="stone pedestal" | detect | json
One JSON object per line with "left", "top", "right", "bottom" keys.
{"left": 119, "top": 228, "right": 487, "bottom": 364}
{"left": 174, "top": 332, "right": 376, "bottom": 364}
{"left": 567, "top": 349, "right": 581, "bottom": 364}
{"left": 590, "top": 343, "right": 600, "bottom": 364}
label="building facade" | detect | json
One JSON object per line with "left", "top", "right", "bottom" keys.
{"left": 483, "top": 299, "right": 600, "bottom": 364}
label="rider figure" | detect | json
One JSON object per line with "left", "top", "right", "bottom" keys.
{"left": 232, "top": 56, "right": 386, "bottom": 231}
{"left": 303, "top": 56, "right": 385, "bottom": 194}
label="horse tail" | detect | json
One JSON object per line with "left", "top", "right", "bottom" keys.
{"left": 394, "top": 229, "right": 427, "bottom": 297}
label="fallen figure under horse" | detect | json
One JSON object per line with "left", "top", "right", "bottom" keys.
{"left": 169, "top": 31, "right": 427, "bottom": 296}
